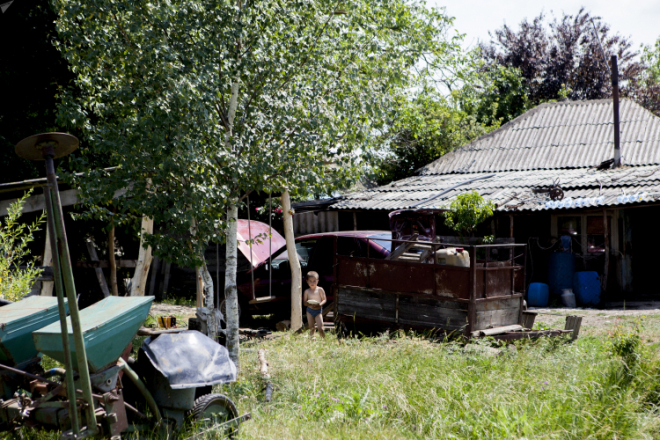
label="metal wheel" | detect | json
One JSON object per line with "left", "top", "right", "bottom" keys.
{"left": 191, "top": 393, "right": 239, "bottom": 437}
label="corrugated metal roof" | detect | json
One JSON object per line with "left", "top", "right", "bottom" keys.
{"left": 420, "top": 99, "right": 660, "bottom": 175}
{"left": 333, "top": 165, "right": 660, "bottom": 212}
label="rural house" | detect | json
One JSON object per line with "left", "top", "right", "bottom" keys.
{"left": 316, "top": 99, "right": 660, "bottom": 303}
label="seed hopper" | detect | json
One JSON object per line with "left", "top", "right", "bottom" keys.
{"left": 0, "top": 133, "right": 248, "bottom": 438}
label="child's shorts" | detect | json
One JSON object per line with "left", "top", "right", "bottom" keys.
{"left": 307, "top": 307, "right": 322, "bottom": 318}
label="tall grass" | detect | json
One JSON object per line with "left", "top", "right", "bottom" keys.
{"left": 15, "top": 321, "right": 660, "bottom": 439}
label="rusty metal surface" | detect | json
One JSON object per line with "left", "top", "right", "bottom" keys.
{"left": 15, "top": 133, "right": 78, "bottom": 161}
{"left": 237, "top": 220, "right": 286, "bottom": 268}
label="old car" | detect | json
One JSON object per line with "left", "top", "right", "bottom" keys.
{"left": 230, "top": 231, "right": 392, "bottom": 320}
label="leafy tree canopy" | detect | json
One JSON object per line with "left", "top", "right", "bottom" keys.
{"left": 54, "top": 0, "right": 459, "bottom": 267}
{"left": 479, "top": 8, "right": 660, "bottom": 119}
{"left": 374, "top": 89, "right": 486, "bottom": 185}
{"left": 443, "top": 191, "right": 494, "bottom": 237}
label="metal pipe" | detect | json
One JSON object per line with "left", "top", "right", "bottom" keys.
{"left": 410, "top": 174, "right": 496, "bottom": 208}
{"left": 0, "top": 363, "right": 59, "bottom": 386}
{"left": 45, "top": 153, "right": 98, "bottom": 432}
{"left": 117, "top": 358, "right": 162, "bottom": 422}
{"left": 611, "top": 55, "right": 621, "bottom": 167}
{"left": 43, "top": 183, "right": 80, "bottom": 435}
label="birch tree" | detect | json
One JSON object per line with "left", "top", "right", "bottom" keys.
{"left": 54, "top": 0, "right": 461, "bottom": 365}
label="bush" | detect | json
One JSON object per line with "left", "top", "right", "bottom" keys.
{"left": 0, "top": 190, "right": 45, "bottom": 301}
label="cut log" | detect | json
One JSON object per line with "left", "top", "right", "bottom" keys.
{"left": 258, "top": 348, "right": 273, "bottom": 403}
{"left": 565, "top": 315, "right": 582, "bottom": 340}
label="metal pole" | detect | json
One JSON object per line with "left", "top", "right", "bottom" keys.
{"left": 611, "top": 55, "right": 621, "bottom": 167}
{"left": 44, "top": 151, "right": 98, "bottom": 432}
{"left": 42, "top": 187, "right": 80, "bottom": 435}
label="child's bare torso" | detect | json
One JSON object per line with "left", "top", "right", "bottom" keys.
{"left": 305, "top": 287, "right": 324, "bottom": 309}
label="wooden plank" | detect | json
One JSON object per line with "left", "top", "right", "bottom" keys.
{"left": 130, "top": 216, "right": 154, "bottom": 296}
{"left": 565, "top": 315, "right": 583, "bottom": 340}
{"left": 86, "top": 241, "right": 111, "bottom": 298}
{"left": 75, "top": 260, "right": 137, "bottom": 268}
{"left": 472, "top": 325, "right": 523, "bottom": 337}
{"left": 0, "top": 188, "right": 127, "bottom": 217}
{"left": 148, "top": 256, "right": 161, "bottom": 298}
{"left": 476, "top": 297, "right": 521, "bottom": 311}
{"left": 522, "top": 311, "right": 537, "bottom": 330}
{"left": 474, "top": 307, "right": 520, "bottom": 330}
{"left": 467, "top": 247, "right": 477, "bottom": 335}
{"left": 40, "top": 223, "right": 54, "bottom": 296}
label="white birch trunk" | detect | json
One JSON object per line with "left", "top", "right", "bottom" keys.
{"left": 224, "top": 203, "right": 240, "bottom": 367}
{"left": 130, "top": 216, "right": 154, "bottom": 296}
{"left": 281, "top": 189, "right": 303, "bottom": 331}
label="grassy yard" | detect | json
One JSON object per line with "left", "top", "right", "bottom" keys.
{"left": 17, "top": 316, "right": 660, "bottom": 439}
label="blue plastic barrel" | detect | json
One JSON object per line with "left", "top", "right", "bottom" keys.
{"left": 528, "top": 283, "right": 549, "bottom": 307}
{"left": 548, "top": 252, "right": 575, "bottom": 295}
{"left": 573, "top": 271, "right": 601, "bottom": 305}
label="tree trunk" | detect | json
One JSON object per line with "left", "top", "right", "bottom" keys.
{"left": 281, "top": 189, "right": 303, "bottom": 331}
{"left": 224, "top": 203, "right": 240, "bottom": 367}
{"left": 130, "top": 216, "right": 154, "bottom": 296}
{"left": 108, "top": 221, "right": 118, "bottom": 296}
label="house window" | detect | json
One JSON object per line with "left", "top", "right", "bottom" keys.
{"left": 586, "top": 216, "right": 611, "bottom": 253}
{"left": 553, "top": 213, "right": 614, "bottom": 256}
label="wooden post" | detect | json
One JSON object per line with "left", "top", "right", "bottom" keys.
{"left": 565, "top": 315, "right": 583, "bottom": 340}
{"left": 108, "top": 222, "right": 118, "bottom": 296}
{"left": 86, "top": 240, "right": 111, "bottom": 298}
{"left": 509, "top": 215, "right": 514, "bottom": 238}
{"left": 196, "top": 268, "right": 204, "bottom": 308}
{"left": 602, "top": 208, "right": 609, "bottom": 293}
{"left": 281, "top": 189, "right": 303, "bottom": 331}
{"left": 353, "top": 212, "right": 357, "bottom": 231}
{"left": 40, "top": 223, "right": 54, "bottom": 296}
{"left": 130, "top": 216, "right": 154, "bottom": 296}
{"left": 467, "top": 246, "right": 477, "bottom": 336}
{"left": 160, "top": 261, "right": 172, "bottom": 300}
{"left": 148, "top": 256, "right": 160, "bottom": 298}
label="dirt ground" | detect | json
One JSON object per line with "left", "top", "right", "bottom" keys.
{"left": 149, "top": 302, "right": 660, "bottom": 341}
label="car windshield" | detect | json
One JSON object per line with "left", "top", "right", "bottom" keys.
{"left": 369, "top": 233, "right": 393, "bottom": 252}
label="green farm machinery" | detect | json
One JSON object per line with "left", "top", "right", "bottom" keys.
{"left": 0, "top": 133, "right": 247, "bottom": 438}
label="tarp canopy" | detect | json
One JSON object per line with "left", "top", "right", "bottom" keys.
{"left": 141, "top": 331, "right": 237, "bottom": 389}
{"left": 237, "top": 219, "right": 286, "bottom": 268}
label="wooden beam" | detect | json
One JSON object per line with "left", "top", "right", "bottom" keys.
{"left": 40, "top": 223, "right": 54, "bottom": 296}
{"left": 75, "top": 260, "right": 137, "bottom": 269}
{"left": 85, "top": 241, "right": 111, "bottom": 298}
{"left": 0, "top": 188, "right": 127, "bottom": 217}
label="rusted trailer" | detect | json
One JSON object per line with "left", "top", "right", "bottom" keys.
{"left": 333, "top": 239, "right": 533, "bottom": 337}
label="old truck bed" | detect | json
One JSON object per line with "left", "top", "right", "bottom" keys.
{"left": 334, "top": 243, "right": 527, "bottom": 336}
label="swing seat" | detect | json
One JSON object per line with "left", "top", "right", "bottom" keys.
{"left": 249, "top": 296, "right": 276, "bottom": 304}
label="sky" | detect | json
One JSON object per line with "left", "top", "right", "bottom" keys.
{"left": 433, "top": 0, "right": 660, "bottom": 52}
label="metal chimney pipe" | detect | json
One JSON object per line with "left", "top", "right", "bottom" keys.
{"left": 611, "top": 55, "right": 621, "bottom": 167}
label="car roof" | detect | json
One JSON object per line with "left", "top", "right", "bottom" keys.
{"left": 296, "top": 230, "right": 391, "bottom": 240}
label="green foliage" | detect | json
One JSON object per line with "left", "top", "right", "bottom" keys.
{"left": 443, "top": 191, "right": 494, "bottom": 237}
{"left": 375, "top": 91, "right": 486, "bottom": 184}
{"left": 53, "top": 0, "right": 459, "bottom": 267}
{"left": 0, "top": 191, "right": 46, "bottom": 301}
{"left": 643, "top": 40, "right": 660, "bottom": 83}
{"left": 459, "top": 64, "right": 530, "bottom": 128}
{"left": 609, "top": 319, "right": 643, "bottom": 378}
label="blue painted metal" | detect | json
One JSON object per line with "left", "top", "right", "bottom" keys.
{"left": 33, "top": 296, "right": 153, "bottom": 372}
{"left": 0, "top": 296, "right": 67, "bottom": 366}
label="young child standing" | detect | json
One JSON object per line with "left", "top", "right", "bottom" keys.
{"left": 303, "top": 271, "right": 327, "bottom": 338}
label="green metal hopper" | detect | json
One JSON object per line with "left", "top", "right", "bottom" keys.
{"left": 0, "top": 296, "right": 67, "bottom": 366}
{"left": 33, "top": 296, "right": 153, "bottom": 372}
